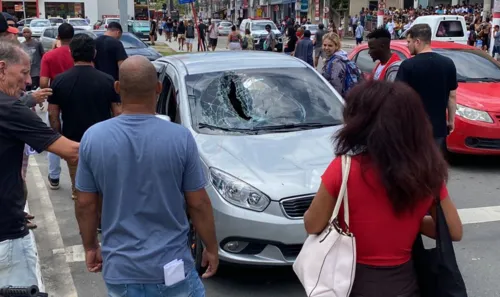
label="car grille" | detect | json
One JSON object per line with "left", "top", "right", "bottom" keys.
{"left": 465, "top": 137, "right": 500, "bottom": 150}
{"left": 280, "top": 195, "right": 314, "bottom": 218}
{"left": 278, "top": 244, "right": 303, "bottom": 258}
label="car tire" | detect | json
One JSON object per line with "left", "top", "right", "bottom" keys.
{"left": 189, "top": 224, "right": 204, "bottom": 275}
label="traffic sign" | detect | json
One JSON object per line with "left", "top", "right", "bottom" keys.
{"left": 179, "top": 0, "right": 195, "bottom": 4}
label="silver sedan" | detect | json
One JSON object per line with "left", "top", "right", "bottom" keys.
{"left": 153, "top": 51, "right": 344, "bottom": 270}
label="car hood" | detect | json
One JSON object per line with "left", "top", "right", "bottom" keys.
{"left": 196, "top": 126, "right": 340, "bottom": 200}
{"left": 252, "top": 29, "right": 281, "bottom": 36}
{"left": 125, "top": 47, "right": 161, "bottom": 59}
{"left": 457, "top": 82, "right": 500, "bottom": 112}
{"left": 74, "top": 25, "right": 93, "bottom": 30}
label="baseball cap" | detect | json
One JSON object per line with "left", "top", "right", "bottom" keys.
{"left": 0, "top": 12, "right": 19, "bottom": 34}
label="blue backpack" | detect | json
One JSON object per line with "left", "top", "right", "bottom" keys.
{"left": 326, "top": 55, "right": 363, "bottom": 95}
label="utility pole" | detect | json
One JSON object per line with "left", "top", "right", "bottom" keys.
{"left": 119, "top": 0, "right": 129, "bottom": 32}
{"left": 22, "top": 0, "right": 26, "bottom": 19}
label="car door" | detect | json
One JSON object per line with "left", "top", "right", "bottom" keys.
{"left": 353, "top": 49, "right": 375, "bottom": 79}
{"left": 155, "top": 63, "right": 181, "bottom": 124}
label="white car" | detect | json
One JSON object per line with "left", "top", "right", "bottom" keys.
{"left": 29, "top": 19, "right": 51, "bottom": 37}
{"left": 67, "top": 18, "right": 92, "bottom": 31}
{"left": 48, "top": 17, "right": 64, "bottom": 27}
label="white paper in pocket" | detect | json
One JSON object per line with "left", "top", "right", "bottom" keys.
{"left": 163, "top": 259, "right": 185, "bottom": 286}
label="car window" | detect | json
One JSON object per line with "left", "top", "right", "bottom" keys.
{"left": 354, "top": 49, "right": 376, "bottom": 73}
{"left": 221, "top": 22, "right": 232, "bottom": 27}
{"left": 133, "top": 21, "right": 150, "bottom": 28}
{"left": 120, "top": 34, "right": 147, "bottom": 48}
{"left": 49, "top": 19, "right": 63, "bottom": 25}
{"left": 31, "top": 20, "right": 50, "bottom": 27}
{"left": 252, "top": 22, "right": 277, "bottom": 31}
{"left": 75, "top": 31, "right": 95, "bottom": 38}
{"left": 185, "top": 68, "right": 344, "bottom": 133}
{"left": 107, "top": 19, "right": 120, "bottom": 24}
{"left": 306, "top": 25, "right": 318, "bottom": 31}
{"left": 435, "top": 49, "right": 500, "bottom": 81}
{"left": 391, "top": 50, "right": 407, "bottom": 60}
{"left": 436, "top": 21, "right": 464, "bottom": 38}
{"left": 43, "top": 29, "right": 53, "bottom": 38}
{"left": 69, "top": 19, "right": 88, "bottom": 26}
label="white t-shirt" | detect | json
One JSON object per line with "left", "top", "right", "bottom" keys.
{"left": 373, "top": 63, "right": 385, "bottom": 80}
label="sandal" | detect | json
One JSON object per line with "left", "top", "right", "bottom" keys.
{"left": 25, "top": 212, "right": 35, "bottom": 220}
{"left": 26, "top": 220, "right": 37, "bottom": 230}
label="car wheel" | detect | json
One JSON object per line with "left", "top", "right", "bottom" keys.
{"left": 189, "top": 223, "right": 204, "bottom": 274}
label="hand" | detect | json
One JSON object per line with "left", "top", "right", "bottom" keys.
{"left": 201, "top": 248, "right": 219, "bottom": 279}
{"left": 32, "top": 88, "right": 53, "bottom": 104}
{"left": 447, "top": 120, "right": 455, "bottom": 134}
{"left": 85, "top": 246, "right": 102, "bottom": 273}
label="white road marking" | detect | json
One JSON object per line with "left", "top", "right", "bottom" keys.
{"left": 29, "top": 157, "right": 78, "bottom": 297}
{"left": 53, "top": 206, "right": 500, "bottom": 264}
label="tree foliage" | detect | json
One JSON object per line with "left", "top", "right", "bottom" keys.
{"left": 330, "top": 0, "right": 349, "bottom": 13}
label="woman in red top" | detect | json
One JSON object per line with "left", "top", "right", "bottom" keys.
{"left": 304, "top": 81, "right": 463, "bottom": 297}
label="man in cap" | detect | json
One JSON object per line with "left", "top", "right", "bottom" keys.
{"left": 0, "top": 12, "right": 19, "bottom": 41}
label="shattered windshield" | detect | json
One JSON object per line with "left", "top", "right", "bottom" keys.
{"left": 186, "top": 68, "right": 344, "bottom": 134}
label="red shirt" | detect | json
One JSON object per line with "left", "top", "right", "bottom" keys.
{"left": 321, "top": 155, "right": 448, "bottom": 267}
{"left": 40, "top": 46, "right": 74, "bottom": 81}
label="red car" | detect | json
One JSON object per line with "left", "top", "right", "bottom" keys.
{"left": 349, "top": 40, "right": 500, "bottom": 155}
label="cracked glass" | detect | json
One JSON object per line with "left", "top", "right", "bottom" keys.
{"left": 185, "top": 68, "right": 344, "bottom": 134}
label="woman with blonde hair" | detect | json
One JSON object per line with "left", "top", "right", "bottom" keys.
{"left": 320, "top": 32, "right": 354, "bottom": 96}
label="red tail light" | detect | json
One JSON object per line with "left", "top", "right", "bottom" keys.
{"left": 218, "top": 26, "right": 223, "bottom": 29}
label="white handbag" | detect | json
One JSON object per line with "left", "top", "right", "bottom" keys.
{"left": 293, "top": 155, "right": 356, "bottom": 297}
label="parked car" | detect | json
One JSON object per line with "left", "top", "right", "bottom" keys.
{"left": 29, "top": 19, "right": 52, "bottom": 37}
{"left": 17, "top": 17, "right": 34, "bottom": 28}
{"left": 217, "top": 21, "right": 232, "bottom": 36}
{"left": 40, "top": 27, "right": 95, "bottom": 52}
{"left": 152, "top": 52, "right": 344, "bottom": 269}
{"left": 349, "top": 40, "right": 500, "bottom": 155}
{"left": 67, "top": 18, "right": 92, "bottom": 31}
{"left": 48, "top": 17, "right": 64, "bottom": 27}
{"left": 241, "top": 18, "right": 283, "bottom": 51}
{"left": 93, "top": 31, "right": 162, "bottom": 61}
{"left": 99, "top": 18, "right": 120, "bottom": 29}
{"left": 128, "top": 20, "right": 151, "bottom": 41}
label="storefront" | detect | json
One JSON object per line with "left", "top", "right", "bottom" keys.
{"left": 282, "top": 0, "right": 296, "bottom": 19}
{"left": 269, "top": 0, "right": 282, "bottom": 22}
{"left": 44, "top": 2, "right": 84, "bottom": 18}
{"left": 1, "top": 1, "right": 37, "bottom": 19}
{"left": 134, "top": 0, "right": 148, "bottom": 20}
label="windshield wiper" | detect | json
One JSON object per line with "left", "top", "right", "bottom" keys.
{"left": 254, "top": 122, "right": 343, "bottom": 131}
{"left": 198, "top": 123, "right": 258, "bottom": 133}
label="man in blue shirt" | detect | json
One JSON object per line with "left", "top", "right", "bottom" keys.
{"left": 294, "top": 29, "right": 314, "bottom": 66}
{"left": 75, "top": 56, "right": 218, "bottom": 296}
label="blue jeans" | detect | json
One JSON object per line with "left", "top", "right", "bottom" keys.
{"left": 106, "top": 269, "right": 205, "bottom": 297}
{"left": 0, "top": 234, "right": 38, "bottom": 287}
{"left": 45, "top": 112, "right": 61, "bottom": 179}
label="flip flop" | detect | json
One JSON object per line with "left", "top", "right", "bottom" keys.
{"left": 26, "top": 220, "right": 37, "bottom": 230}
{"left": 24, "top": 212, "right": 35, "bottom": 220}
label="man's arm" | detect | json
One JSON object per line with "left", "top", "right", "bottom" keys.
{"left": 48, "top": 104, "right": 61, "bottom": 133}
{"left": 115, "top": 40, "right": 129, "bottom": 68}
{"left": 394, "top": 60, "right": 409, "bottom": 82}
{"left": 19, "top": 93, "right": 37, "bottom": 108}
{"left": 447, "top": 60, "right": 458, "bottom": 132}
{"left": 40, "top": 55, "right": 51, "bottom": 88}
{"left": 307, "top": 42, "right": 314, "bottom": 66}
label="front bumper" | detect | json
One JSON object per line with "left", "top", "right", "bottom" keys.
{"left": 447, "top": 113, "right": 500, "bottom": 155}
{"left": 207, "top": 186, "right": 307, "bottom": 265}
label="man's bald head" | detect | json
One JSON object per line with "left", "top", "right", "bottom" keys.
{"left": 117, "top": 56, "right": 159, "bottom": 100}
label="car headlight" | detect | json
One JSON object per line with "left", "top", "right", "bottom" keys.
{"left": 210, "top": 168, "right": 270, "bottom": 212}
{"left": 455, "top": 104, "right": 493, "bottom": 123}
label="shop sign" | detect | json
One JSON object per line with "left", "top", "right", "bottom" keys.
{"left": 300, "top": 0, "right": 308, "bottom": 13}
{"left": 14, "top": 4, "right": 24, "bottom": 12}
{"left": 314, "top": 0, "right": 320, "bottom": 18}
{"left": 243, "top": 0, "right": 248, "bottom": 9}
{"left": 495, "top": 0, "right": 500, "bottom": 13}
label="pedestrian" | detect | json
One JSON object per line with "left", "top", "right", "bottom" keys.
{"left": 177, "top": 20, "right": 186, "bottom": 51}
{"left": 40, "top": 23, "right": 75, "bottom": 190}
{"left": 0, "top": 41, "right": 79, "bottom": 288}
{"left": 493, "top": 25, "right": 500, "bottom": 60}
{"left": 185, "top": 20, "right": 195, "bottom": 52}
{"left": 395, "top": 24, "right": 457, "bottom": 151}
{"left": 149, "top": 18, "right": 157, "bottom": 46}
{"left": 159, "top": 18, "right": 164, "bottom": 37}
{"left": 264, "top": 24, "right": 276, "bottom": 51}
{"left": 366, "top": 27, "right": 401, "bottom": 81}
{"left": 47, "top": 34, "right": 122, "bottom": 200}
{"left": 75, "top": 56, "right": 219, "bottom": 296}
{"left": 208, "top": 19, "right": 219, "bottom": 51}
{"left": 284, "top": 26, "right": 297, "bottom": 55}
{"left": 227, "top": 25, "right": 242, "bottom": 50}
{"left": 294, "top": 29, "right": 314, "bottom": 66}
{"left": 355, "top": 21, "right": 364, "bottom": 45}
{"left": 0, "top": 12, "right": 19, "bottom": 42}
{"left": 321, "top": 32, "right": 363, "bottom": 96}
{"left": 243, "top": 28, "right": 254, "bottom": 50}
{"left": 197, "top": 18, "right": 207, "bottom": 51}
{"left": 173, "top": 19, "right": 178, "bottom": 41}
{"left": 313, "top": 23, "right": 325, "bottom": 67}
{"left": 304, "top": 81, "right": 462, "bottom": 297}
{"left": 164, "top": 17, "right": 174, "bottom": 42}
{"left": 94, "top": 22, "right": 128, "bottom": 81}
{"left": 22, "top": 27, "right": 44, "bottom": 91}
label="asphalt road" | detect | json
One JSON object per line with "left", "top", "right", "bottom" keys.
{"left": 25, "top": 106, "right": 500, "bottom": 297}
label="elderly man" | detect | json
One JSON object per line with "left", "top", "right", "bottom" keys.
{"left": 0, "top": 41, "right": 80, "bottom": 287}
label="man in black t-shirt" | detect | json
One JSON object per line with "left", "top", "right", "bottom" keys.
{"left": 197, "top": 19, "right": 207, "bottom": 52}
{"left": 396, "top": 24, "right": 458, "bottom": 150}
{"left": 48, "top": 34, "right": 122, "bottom": 200}
{"left": 94, "top": 22, "right": 128, "bottom": 81}
{"left": 0, "top": 41, "right": 79, "bottom": 287}
{"left": 149, "top": 19, "right": 157, "bottom": 46}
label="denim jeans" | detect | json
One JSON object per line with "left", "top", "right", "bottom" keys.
{"left": 106, "top": 269, "right": 205, "bottom": 297}
{"left": 0, "top": 234, "right": 38, "bottom": 287}
{"left": 45, "top": 112, "right": 61, "bottom": 179}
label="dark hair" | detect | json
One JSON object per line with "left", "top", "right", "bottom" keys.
{"left": 335, "top": 81, "right": 448, "bottom": 214}
{"left": 265, "top": 24, "right": 271, "bottom": 30}
{"left": 304, "top": 29, "right": 311, "bottom": 38}
{"left": 107, "top": 21, "right": 123, "bottom": 32}
{"left": 367, "top": 27, "right": 391, "bottom": 40}
{"left": 245, "top": 28, "right": 250, "bottom": 35}
{"left": 407, "top": 23, "right": 432, "bottom": 43}
{"left": 231, "top": 25, "right": 236, "bottom": 31}
{"left": 318, "top": 23, "right": 324, "bottom": 29}
{"left": 58, "top": 23, "right": 74, "bottom": 41}
{"left": 69, "top": 34, "right": 95, "bottom": 63}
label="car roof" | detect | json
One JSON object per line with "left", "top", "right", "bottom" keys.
{"left": 157, "top": 52, "right": 308, "bottom": 75}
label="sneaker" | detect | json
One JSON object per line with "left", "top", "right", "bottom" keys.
{"left": 48, "top": 176, "right": 60, "bottom": 190}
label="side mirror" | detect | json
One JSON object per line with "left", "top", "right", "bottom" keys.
{"left": 155, "top": 114, "right": 171, "bottom": 122}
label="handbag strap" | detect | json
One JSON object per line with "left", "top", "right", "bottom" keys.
{"left": 329, "top": 155, "right": 351, "bottom": 227}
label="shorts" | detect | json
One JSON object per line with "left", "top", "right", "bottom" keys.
{"left": 493, "top": 45, "right": 500, "bottom": 56}
{"left": 356, "top": 37, "right": 363, "bottom": 44}
{"left": 165, "top": 28, "right": 173, "bottom": 33}
{"left": 0, "top": 235, "right": 38, "bottom": 287}
{"left": 209, "top": 38, "right": 218, "bottom": 47}
{"left": 314, "top": 48, "right": 323, "bottom": 58}
{"left": 178, "top": 34, "right": 185, "bottom": 39}
{"left": 186, "top": 38, "right": 194, "bottom": 44}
